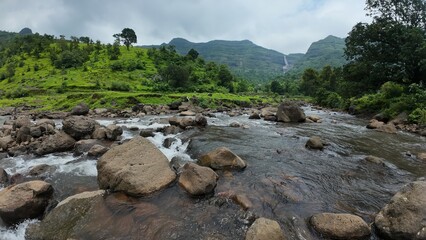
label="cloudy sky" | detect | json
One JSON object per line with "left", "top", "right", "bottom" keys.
{"left": 0, "top": 0, "right": 370, "bottom": 54}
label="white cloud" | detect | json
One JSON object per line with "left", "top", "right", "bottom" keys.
{"left": 0, "top": 0, "right": 370, "bottom": 53}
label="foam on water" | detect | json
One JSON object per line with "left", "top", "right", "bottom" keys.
{"left": 0, "top": 219, "right": 38, "bottom": 240}
{"left": 148, "top": 132, "right": 192, "bottom": 162}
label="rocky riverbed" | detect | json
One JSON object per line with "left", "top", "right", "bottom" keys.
{"left": 0, "top": 101, "right": 425, "bottom": 240}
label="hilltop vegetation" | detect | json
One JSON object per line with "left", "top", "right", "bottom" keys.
{"left": 0, "top": 32, "right": 272, "bottom": 111}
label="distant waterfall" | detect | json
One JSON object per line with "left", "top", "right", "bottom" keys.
{"left": 283, "top": 55, "right": 290, "bottom": 72}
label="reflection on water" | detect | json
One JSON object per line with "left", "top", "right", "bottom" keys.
{"left": 0, "top": 108, "right": 425, "bottom": 239}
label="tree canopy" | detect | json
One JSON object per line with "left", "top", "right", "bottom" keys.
{"left": 114, "top": 28, "right": 137, "bottom": 50}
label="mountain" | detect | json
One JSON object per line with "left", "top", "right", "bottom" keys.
{"left": 288, "top": 35, "right": 347, "bottom": 74}
{"left": 144, "top": 38, "right": 290, "bottom": 83}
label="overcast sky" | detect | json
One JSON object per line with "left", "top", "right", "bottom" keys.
{"left": 0, "top": 0, "right": 371, "bottom": 54}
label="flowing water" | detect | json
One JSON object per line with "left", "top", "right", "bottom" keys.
{"left": 0, "top": 107, "right": 425, "bottom": 239}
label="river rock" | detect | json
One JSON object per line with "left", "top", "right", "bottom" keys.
{"left": 178, "top": 163, "right": 218, "bottom": 196}
{"left": 232, "top": 194, "right": 253, "bottom": 210}
{"left": 417, "top": 152, "right": 426, "bottom": 161}
{"left": 375, "top": 181, "right": 426, "bottom": 240}
{"left": 140, "top": 128, "right": 155, "bottom": 138}
{"left": 195, "top": 113, "right": 207, "bottom": 127}
{"left": 88, "top": 144, "right": 109, "bottom": 157}
{"left": 26, "top": 190, "right": 105, "bottom": 240}
{"left": 91, "top": 126, "right": 107, "bottom": 139}
{"left": 276, "top": 103, "right": 306, "bottom": 123}
{"left": 307, "top": 115, "right": 321, "bottom": 122}
{"left": 260, "top": 107, "right": 277, "bottom": 118}
{"left": 199, "top": 147, "right": 247, "bottom": 170}
{"left": 0, "top": 180, "right": 53, "bottom": 225}
{"left": 97, "top": 136, "right": 176, "bottom": 196}
{"left": 74, "top": 139, "right": 101, "bottom": 156}
{"left": 13, "top": 116, "right": 32, "bottom": 130}
{"left": 105, "top": 124, "right": 123, "bottom": 141}
{"left": 163, "top": 137, "right": 176, "bottom": 148}
{"left": 62, "top": 116, "right": 98, "bottom": 140}
{"left": 180, "top": 110, "right": 196, "bottom": 116}
{"left": 36, "top": 131, "right": 76, "bottom": 156}
{"left": 310, "top": 213, "right": 370, "bottom": 239}
{"left": 0, "top": 135, "right": 14, "bottom": 150}
{"left": 364, "top": 155, "right": 385, "bottom": 165}
{"left": 0, "top": 168, "right": 8, "bottom": 185}
{"left": 245, "top": 217, "right": 286, "bottom": 240}
{"left": 30, "top": 126, "right": 43, "bottom": 138}
{"left": 162, "top": 125, "right": 183, "bottom": 135}
{"left": 71, "top": 103, "right": 89, "bottom": 116}
{"left": 249, "top": 112, "right": 261, "bottom": 119}
{"left": 230, "top": 122, "right": 242, "bottom": 128}
{"left": 376, "top": 123, "right": 397, "bottom": 134}
{"left": 16, "top": 126, "right": 31, "bottom": 144}
{"left": 28, "top": 164, "right": 55, "bottom": 176}
{"left": 366, "top": 119, "right": 384, "bottom": 129}
{"left": 36, "top": 119, "right": 55, "bottom": 128}
{"left": 305, "top": 136, "right": 324, "bottom": 150}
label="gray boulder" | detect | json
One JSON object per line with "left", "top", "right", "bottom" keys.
{"left": 178, "top": 163, "right": 218, "bottom": 196}
{"left": 0, "top": 180, "right": 53, "bottom": 225}
{"left": 28, "top": 164, "right": 56, "bottom": 176}
{"left": 310, "top": 213, "right": 370, "bottom": 239}
{"left": 36, "top": 131, "right": 76, "bottom": 156}
{"left": 16, "top": 126, "right": 31, "bottom": 144}
{"left": 97, "top": 136, "right": 176, "bottom": 196}
{"left": 246, "top": 217, "right": 286, "bottom": 240}
{"left": 199, "top": 147, "right": 247, "bottom": 170}
{"left": 195, "top": 113, "right": 208, "bottom": 127}
{"left": 70, "top": 103, "right": 89, "bottom": 116}
{"left": 74, "top": 139, "right": 101, "bottom": 156}
{"left": 276, "top": 103, "right": 306, "bottom": 123}
{"left": 105, "top": 124, "right": 123, "bottom": 141}
{"left": 13, "top": 116, "right": 32, "bottom": 130}
{"left": 375, "top": 181, "right": 426, "bottom": 240}
{"left": 62, "top": 116, "right": 98, "bottom": 140}
{"left": 87, "top": 144, "right": 109, "bottom": 157}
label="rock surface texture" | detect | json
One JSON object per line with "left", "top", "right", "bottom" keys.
{"left": 199, "top": 147, "right": 247, "bottom": 170}
{"left": 245, "top": 217, "right": 286, "bottom": 240}
{"left": 310, "top": 213, "right": 371, "bottom": 239}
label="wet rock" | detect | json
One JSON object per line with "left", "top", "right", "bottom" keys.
{"left": 199, "top": 147, "right": 247, "bottom": 170}
{"left": 0, "top": 180, "right": 53, "bottom": 225}
{"left": 180, "top": 110, "right": 196, "bottom": 116}
{"left": 364, "top": 155, "right": 385, "bottom": 165}
{"left": 0, "top": 135, "right": 14, "bottom": 150}
{"left": 163, "top": 137, "right": 176, "bottom": 148}
{"left": 105, "top": 124, "right": 123, "bottom": 141}
{"left": 260, "top": 107, "right": 277, "bottom": 118}
{"left": 375, "top": 181, "right": 426, "bottom": 240}
{"left": 16, "top": 126, "right": 31, "bottom": 144}
{"left": 71, "top": 103, "right": 89, "bottom": 116}
{"left": 417, "top": 152, "right": 426, "bottom": 161}
{"left": 245, "top": 217, "right": 286, "bottom": 240}
{"left": 263, "top": 115, "right": 277, "bottom": 121}
{"left": 230, "top": 122, "right": 242, "bottom": 128}
{"left": 169, "top": 156, "right": 187, "bottom": 173}
{"left": 88, "top": 144, "right": 109, "bottom": 157}
{"left": 231, "top": 194, "right": 253, "bottom": 210}
{"left": 305, "top": 136, "right": 324, "bottom": 150}
{"left": 30, "top": 126, "right": 43, "bottom": 138}
{"left": 35, "top": 119, "right": 55, "bottom": 128}
{"left": 91, "top": 126, "right": 107, "bottom": 139}
{"left": 26, "top": 190, "right": 105, "bottom": 240}
{"left": 276, "top": 103, "right": 306, "bottom": 123}
{"left": 178, "top": 163, "right": 218, "bottom": 196}
{"left": 162, "top": 126, "right": 182, "bottom": 136}
{"left": 310, "top": 213, "right": 370, "bottom": 240}
{"left": 376, "top": 123, "right": 397, "bottom": 134}
{"left": 168, "top": 101, "right": 182, "bottom": 110}
{"left": 140, "top": 128, "right": 155, "bottom": 138}
{"left": 195, "top": 113, "right": 208, "bottom": 127}
{"left": 366, "top": 119, "right": 384, "bottom": 129}
{"left": 0, "top": 168, "right": 8, "bottom": 185}
{"left": 62, "top": 116, "right": 98, "bottom": 140}
{"left": 307, "top": 115, "right": 321, "bottom": 122}
{"left": 36, "top": 131, "right": 76, "bottom": 156}
{"left": 74, "top": 139, "right": 100, "bottom": 156}
{"left": 9, "top": 173, "right": 24, "bottom": 185}
{"left": 28, "top": 164, "right": 55, "bottom": 176}
{"left": 97, "top": 136, "right": 176, "bottom": 196}
{"left": 249, "top": 112, "right": 261, "bottom": 120}
{"left": 13, "top": 116, "right": 32, "bottom": 130}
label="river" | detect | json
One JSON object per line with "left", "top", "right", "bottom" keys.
{"left": 0, "top": 107, "right": 425, "bottom": 239}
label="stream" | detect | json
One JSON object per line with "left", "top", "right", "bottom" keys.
{"left": 0, "top": 107, "right": 425, "bottom": 239}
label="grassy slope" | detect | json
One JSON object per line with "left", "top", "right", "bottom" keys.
{"left": 0, "top": 45, "right": 276, "bottom": 111}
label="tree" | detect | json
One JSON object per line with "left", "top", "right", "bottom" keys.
{"left": 270, "top": 80, "right": 284, "bottom": 95}
{"left": 186, "top": 48, "right": 199, "bottom": 60}
{"left": 114, "top": 28, "right": 137, "bottom": 51}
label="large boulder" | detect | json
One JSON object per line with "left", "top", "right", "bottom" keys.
{"left": 245, "top": 217, "right": 286, "bottom": 240}
{"left": 62, "top": 116, "right": 98, "bottom": 140}
{"left": 310, "top": 213, "right": 370, "bottom": 239}
{"left": 97, "top": 136, "right": 176, "bottom": 196}
{"left": 0, "top": 180, "right": 53, "bottom": 225}
{"left": 13, "top": 116, "right": 32, "bottom": 130}
{"left": 376, "top": 123, "right": 397, "bottom": 134}
{"left": 26, "top": 190, "right": 105, "bottom": 240}
{"left": 199, "top": 147, "right": 247, "bottom": 170}
{"left": 366, "top": 119, "right": 384, "bottom": 129}
{"left": 195, "top": 113, "right": 208, "bottom": 127}
{"left": 305, "top": 136, "right": 324, "bottom": 150}
{"left": 178, "top": 163, "right": 218, "bottom": 196}
{"left": 87, "top": 144, "right": 109, "bottom": 157}
{"left": 375, "top": 181, "right": 426, "bottom": 240}
{"left": 36, "top": 131, "right": 76, "bottom": 156}
{"left": 70, "top": 103, "right": 89, "bottom": 116}
{"left": 105, "top": 124, "right": 123, "bottom": 141}
{"left": 276, "top": 103, "right": 306, "bottom": 123}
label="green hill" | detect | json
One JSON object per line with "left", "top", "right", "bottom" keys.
{"left": 144, "top": 38, "right": 290, "bottom": 83}
{"left": 0, "top": 33, "right": 268, "bottom": 110}
{"left": 289, "top": 35, "right": 347, "bottom": 74}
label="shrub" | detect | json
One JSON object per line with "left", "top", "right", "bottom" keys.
{"left": 380, "top": 81, "right": 404, "bottom": 99}
{"left": 110, "top": 82, "right": 131, "bottom": 91}
{"left": 110, "top": 61, "right": 124, "bottom": 71}
{"left": 408, "top": 108, "right": 426, "bottom": 125}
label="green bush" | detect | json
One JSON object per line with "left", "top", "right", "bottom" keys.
{"left": 6, "top": 87, "right": 29, "bottom": 98}
{"left": 380, "top": 81, "right": 404, "bottom": 99}
{"left": 110, "top": 61, "right": 124, "bottom": 71}
{"left": 408, "top": 108, "right": 426, "bottom": 125}
{"left": 110, "top": 82, "right": 131, "bottom": 91}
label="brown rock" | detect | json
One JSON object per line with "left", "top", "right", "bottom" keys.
{"left": 16, "top": 126, "right": 31, "bottom": 144}
{"left": 13, "top": 116, "right": 32, "bottom": 130}
{"left": 246, "top": 217, "right": 286, "bottom": 240}
{"left": 307, "top": 115, "right": 321, "bottom": 122}
{"left": 249, "top": 112, "right": 261, "bottom": 120}
{"left": 364, "top": 155, "right": 385, "bottom": 165}
{"left": 195, "top": 113, "right": 207, "bottom": 127}
{"left": 28, "top": 164, "right": 55, "bottom": 176}
{"left": 310, "top": 213, "right": 370, "bottom": 239}
{"left": 91, "top": 126, "right": 107, "bottom": 139}
{"left": 375, "top": 181, "right": 426, "bottom": 240}
{"left": 62, "top": 116, "right": 98, "bottom": 140}
{"left": 305, "top": 136, "right": 324, "bottom": 150}
{"left": 0, "top": 180, "right": 53, "bottom": 225}
{"left": 105, "top": 124, "right": 123, "bottom": 141}
{"left": 0, "top": 135, "right": 14, "bottom": 150}
{"left": 276, "top": 103, "right": 306, "bottom": 123}
{"left": 231, "top": 194, "right": 253, "bottom": 210}
{"left": 87, "top": 144, "right": 109, "bottom": 157}
{"left": 417, "top": 152, "right": 426, "bottom": 161}
{"left": 180, "top": 110, "right": 196, "bottom": 116}
{"left": 97, "top": 136, "right": 176, "bottom": 196}
{"left": 178, "top": 163, "right": 218, "bottom": 196}
{"left": 0, "top": 168, "right": 8, "bottom": 185}
{"left": 367, "top": 119, "right": 384, "bottom": 129}
{"left": 199, "top": 147, "right": 247, "bottom": 170}
{"left": 376, "top": 123, "right": 397, "bottom": 134}
{"left": 36, "top": 131, "right": 76, "bottom": 156}
{"left": 70, "top": 103, "right": 89, "bottom": 116}
{"left": 74, "top": 139, "right": 100, "bottom": 156}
